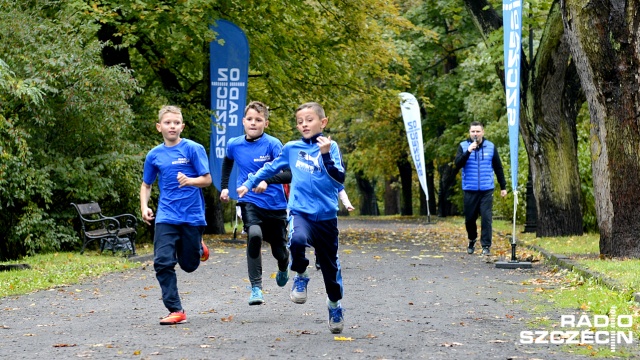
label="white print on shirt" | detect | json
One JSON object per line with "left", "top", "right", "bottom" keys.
{"left": 295, "top": 151, "right": 321, "bottom": 174}
{"left": 172, "top": 157, "right": 190, "bottom": 165}
{"left": 254, "top": 155, "right": 272, "bottom": 162}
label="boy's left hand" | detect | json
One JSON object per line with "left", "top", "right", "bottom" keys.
{"left": 317, "top": 136, "right": 331, "bottom": 154}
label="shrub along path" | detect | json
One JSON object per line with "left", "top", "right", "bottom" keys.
{"left": 0, "top": 217, "right": 635, "bottom": 359}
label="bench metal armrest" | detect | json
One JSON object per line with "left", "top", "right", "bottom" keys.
{"left": 109, "top": 213, "right": 138, "bottom": 229}
{"left": 83, "top": 216, "right": 121, "bottom": 235}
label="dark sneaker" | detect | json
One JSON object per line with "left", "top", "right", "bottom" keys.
{"left": 290, "top": 275, "right": 310, "bottom": 304}
{"left": 200, "top": 240, "right": 209, "bottom": 262}
{"left": 482, "top": 247, "right": 491, "bottom": 256}
{"left": 160, "top": 310, "right": 187, "bottom": 325}
{"left": 467, "top": 239, "right": 476, "bottom": 254}
{"left": 315, "top": 255, "right": 321, "bottom": 270}
{"left": 248, "top": 286, "right": 264, "bottom": 305}
{"left": 328, "top": 304, "right": 345, "bottom": 334}
{"left": 276, "top": 269, "right": 289, "bottom": 287}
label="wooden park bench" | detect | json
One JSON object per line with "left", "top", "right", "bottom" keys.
{"left": 71, "top": 202, "right": 138, "bottom": 255}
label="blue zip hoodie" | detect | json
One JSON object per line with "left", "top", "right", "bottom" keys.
{"left": 242, "top": 133, "right": 345, "bottom": 221}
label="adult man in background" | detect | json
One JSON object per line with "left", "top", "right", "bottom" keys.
{"left": 454, "top": 121, "right": 507, "bottom": 256}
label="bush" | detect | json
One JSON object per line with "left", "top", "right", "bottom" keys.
{"left": 0, "top": 2, "right": 141, "bottom": 260}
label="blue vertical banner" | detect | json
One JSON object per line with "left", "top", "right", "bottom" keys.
{"left": 503, "top": 0, "right": 521, "bottom": 191}
{"left": 209, "top": 19, "right": 250, "bottom": 200}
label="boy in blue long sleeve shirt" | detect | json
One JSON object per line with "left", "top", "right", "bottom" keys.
{"left": 219, "top": 101, "right": 291, "bottom": 305}
{"left": 237, "top": 102, "right": 346, "bottom": 334}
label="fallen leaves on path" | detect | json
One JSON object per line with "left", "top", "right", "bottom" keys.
{"left": 53, "top": 343, "right": 76, "bottom": 347}
{"left": 440, "top": 342, "right": 463, "bottom": 347}
{"left": 334, "top": 336, "right": 354, "bottom": 341}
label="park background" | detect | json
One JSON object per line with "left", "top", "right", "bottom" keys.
{"left": 1, "top": 0, "right": 638, "bottom": 262}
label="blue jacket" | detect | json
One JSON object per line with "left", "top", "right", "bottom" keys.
{"left": 454, "top": 138, "right": 506, "bottom": 191}
{"left": 243, "top": 133, "right": 345, "bottom": 221}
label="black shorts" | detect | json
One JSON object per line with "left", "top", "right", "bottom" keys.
{"left": 238, "top": 202, "right": 287, "bottom": 230}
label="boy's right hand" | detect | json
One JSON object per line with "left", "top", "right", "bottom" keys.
{"left": 220, "top": 189, "right": 230, "bottom": 202}
{"left": 237, "top": 185, "right": 249, "bottom": 198}
{"left": 141, "top": 207, "right": 155, "bottom": 225}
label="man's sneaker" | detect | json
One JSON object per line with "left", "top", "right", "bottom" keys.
{"left": 467, "top": 239, "right": 477, "bottom": 254}
{"left": 248, "top": 286, "right": 264, "bottom": 305}
{"left": 482, "top": 247, "right": 491, "bottom": 256}
{"left": 328, "top": 304, "right": 345, "bottom": 334}
{"left": 276, "top": 269, "right": 289, "bottom": 287}
{"left": 290, "top": 275, "right": 310, "bottom": 304}
{"left": 160, "top": 310, "right": 187, "bottom": 325}
{"left": 200, "top": 240, "right": 209, "bottom": 262}
{"left": 314, "top": 255, "right": 321, "bottom": 270}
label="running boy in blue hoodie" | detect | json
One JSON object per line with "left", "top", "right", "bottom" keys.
{"left": 237, "top": 102, "right": 346, "bottom": 334}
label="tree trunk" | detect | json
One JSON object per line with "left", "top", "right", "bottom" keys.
{"left": 419, "top": 186, "right": 427, "bottom": 216}
{"left": 398, "top": 159, "right": 413, "bottom": 215}
{"left": 424, "top": 160, "right": 436, "bottom": 216}
{"left": 355, "top": 171, "right": 379, "bottom": 215}
{"left": 522, "top": 1, "right": 584, "bottom": 236}
{"left": 437, "top": 163, "right": 458, "bottom": 217}
{"left": 561, "top": 0, "right": 640, "bottom": 257}
{"left": 204, "top": 187, "right": 226, "bottom": 234}
{"left": 384, "top": 177, "right": 400, "bottom": 215}
{"left": 464, "top": 0, "right": 584, "bottom": 236}
{"left": 97, "top": 23, "right": 132, "bottom": 68}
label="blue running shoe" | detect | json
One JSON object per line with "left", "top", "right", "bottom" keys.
{"left": 328, "top": 304, "right": 345, "bottom": 334}
{"left": 276, "top": 269, "right": 289, "bottom": 287}
{"left": 289, "top": 275, "right": 310, "bottom": 304}
{"left": 248, "top": 286, "right": 264, "bottom": 305}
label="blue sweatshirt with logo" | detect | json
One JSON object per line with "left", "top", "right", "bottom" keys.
{"left": 242, "top": 133, "right": 345, "bottom": 221}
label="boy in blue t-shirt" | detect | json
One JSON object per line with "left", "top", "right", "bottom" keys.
{"left": 140, "top": 105, "right": 212, "bottom": 325}
{"left": 237, "top": 102, "right": 346, "bottom": 334}
{"left": 220, "top": 101, "right": 291, "bottom": 305}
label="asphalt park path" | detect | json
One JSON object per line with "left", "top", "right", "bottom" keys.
{"left": 0, "top": 217, "right": 623, "bottom": 359}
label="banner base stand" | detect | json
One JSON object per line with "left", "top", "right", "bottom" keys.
{"left": 222, "top": 227, "right": 245, "bottom": 244}
{"left": 495, "top": 241, "right": 532, "bottom": 269}
{"left": 495, "top": 260, "right": 532, "bottom": 269}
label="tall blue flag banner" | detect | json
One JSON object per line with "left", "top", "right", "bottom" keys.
{"left": 399, "top": 93, "right": 431, "bottom": 218}
{"left": 503, "top": 0, "right": 521, "bottom": 191}
{"left": 209, "top": 19, "right": 250, "bottom": 200}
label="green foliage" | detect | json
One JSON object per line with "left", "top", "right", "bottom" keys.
{"left": 0, "top": 1, "right": 141, "bottom": 260}
{"left": 64, "top": 0, "right": 412, "bottom": 222}
{"left": 0, "top": 0, "right": 598, "bottom": 256}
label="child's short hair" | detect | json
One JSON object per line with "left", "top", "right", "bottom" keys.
{"left": 296, "top": 102, "right": 325, "bottom": 119}
{"left": 158, "top": 105, "right": 183, "bottom": 122}
{"left": 245, "top": 101, "right": 269, "bottom": 120}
